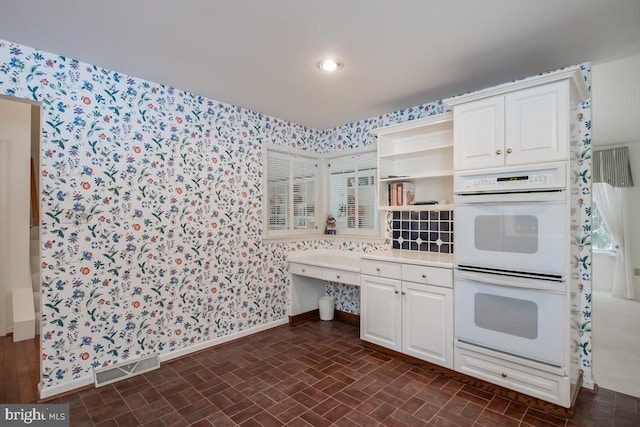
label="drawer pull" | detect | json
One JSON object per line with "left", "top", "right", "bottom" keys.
{"left": 501, "top": 372, "right": 507, "bottom": 378}
{"left": 336, "top": 274, "right": 341, "bottom": 279}
{"left": 301, "top": 269, "right": 306, "bottom": 273}
{"left": 421, "top": 273, "right": 427, "bottom": 279}
{"left": 376, "top": 267, "right": 381, "bottom": 272}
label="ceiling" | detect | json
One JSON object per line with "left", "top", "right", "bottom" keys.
{"left": 1, "top": 0, "right": 640, "bottom": 130}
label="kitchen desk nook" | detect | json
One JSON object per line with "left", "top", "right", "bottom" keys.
{"left": 287, "top": 249, "right": 454, "bottom": 369}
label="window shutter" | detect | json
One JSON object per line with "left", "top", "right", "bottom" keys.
{"left": 266, "top": 150, "right": 318, "bottom": 235}
{"left": 266, "top": 151, "right": 290, "bottom": 230}
{"left": 593, "top": 146, "right": 634, "bottom": 188}
{"left": 329, "top": 152, "right": 378, "bottom": 232}
{"left": 292, "top": 158, "right": 317, "bottom": 230}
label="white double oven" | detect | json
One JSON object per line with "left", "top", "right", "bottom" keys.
{"left": 453, "top": 162, "right": 568, "bottom": 368}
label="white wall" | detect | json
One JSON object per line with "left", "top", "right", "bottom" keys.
{"left": 0, "top": 97, "right": 32, "bottom": 334}
{"left": 623, "top": 145, "right": 640, "bottom": 298}
{"left": 592, "top": 54, "right": 640, "bottom": 299}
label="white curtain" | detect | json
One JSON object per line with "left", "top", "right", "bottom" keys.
{"left": 593, "top": 182, "right": 634, "bottom": 299}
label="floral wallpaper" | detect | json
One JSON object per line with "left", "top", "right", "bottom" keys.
{"left": 0, "top": 38, "right": 594, "bottom": 395}
{"left": 574, "top": 64, "right": 594, "bottom": 388}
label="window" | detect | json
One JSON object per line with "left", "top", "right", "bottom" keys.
{"left": 265, "top": 149, "right": 318, "bottom": 237}
{"left": 592, "top": 201, "right": 614, "bottom": 252}
{"left": 328, "top": 151, "right": 380, "bottom": 236}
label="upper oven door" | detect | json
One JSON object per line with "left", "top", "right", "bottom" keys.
{"left": 454, "top": 191, "right": 566, "bottom": 278}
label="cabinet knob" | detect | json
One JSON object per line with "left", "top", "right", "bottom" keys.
{"left": 421, "top": 273, "right": 427, "bottom": 279}
{"left": 506, "top": 148, "right": 513, "bottom": 154}
{"left": 395, "top": 290, "right": 400, "bottom": 294}
{"left": 496, "top": 149, "right": 502, "bottom": 155}
{"left": 401, "top": 291, "right": 406, "bottom": 295}
{"left": 501, "top": 372, "right": 508, "bottom": 378}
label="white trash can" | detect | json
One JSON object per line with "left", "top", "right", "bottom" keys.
{"left": 319, "top": 295, "right": 335, "bottom": 321}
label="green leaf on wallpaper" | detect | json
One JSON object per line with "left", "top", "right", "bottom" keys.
{"left": 104, "top": 169, "right": 117, "bottom": 182}
{"left": 46, "top": 119, "right": 63, "bottom": 135}
{"left": 88, "top": 140, "right": 98, "bottom": 154}
{"left": 104, "top": 87, "right": 119, "bottom": 103}
{"left": 26, "top": 64, "right": 44, "bottom": 81}
{"left": 46, "top": 210, "right": 62, "bottom": 224}
{"left": 49, "top": 318, "right": 64, "bottom": 327}
{"left": 28, "top": 84, "right": 39, "bottom": 100}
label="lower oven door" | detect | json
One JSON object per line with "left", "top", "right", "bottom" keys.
{"left": 454, "top": 275, "right": 566, "bottom": 367}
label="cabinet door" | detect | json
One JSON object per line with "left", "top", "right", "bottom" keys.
{"left": 360, "top": 275, "right": 401, "bottom": 351}
{"left": 505, "top": 81, "right": 569, "bottom": 165}
{"left": 453, "top": 96, "right": 505, "bottom": 170}
{"left": 402, "top": 282, "right": 453, "bottom": 368}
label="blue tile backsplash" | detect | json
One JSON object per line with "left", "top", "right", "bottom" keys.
{"left": 391, "top": 210, "right": 454, "bottom": 253}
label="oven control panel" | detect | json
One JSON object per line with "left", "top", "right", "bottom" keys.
{"left": 454, "top": 163, "right": 567, "bottom": 193}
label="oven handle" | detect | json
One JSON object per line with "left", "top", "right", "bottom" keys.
{"left": 455, "top": 267, "right": 566, "bottom": 293}
{"left": 454, "top": 190, "right": 565, "bottom": 204}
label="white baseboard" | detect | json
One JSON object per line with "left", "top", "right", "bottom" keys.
{"left": 39, "top": 376, "right": 94, "bottom": 400}
{"left": 38, "top": 318, "right": 289, "bottom": 399}
{"left": 159, "top": 318, "right": 288, "bottom": 362}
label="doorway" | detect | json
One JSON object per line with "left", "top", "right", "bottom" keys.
{"left": 0, "top": 97, "right": 41, "bottom": 400}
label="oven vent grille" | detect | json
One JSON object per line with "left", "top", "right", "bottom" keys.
{"left": 94, "top": 353, "right": 160, "bottom": 387}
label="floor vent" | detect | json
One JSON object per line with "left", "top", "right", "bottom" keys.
{"left": 94, "top": 353, "right": 160, "bottom": 387}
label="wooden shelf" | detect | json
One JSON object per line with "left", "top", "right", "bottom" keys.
{"left": 378, "top": 204, "right": 454, "bottom": 212}
{"left": 380, "top": 170, "right": 453, "bottom": 182}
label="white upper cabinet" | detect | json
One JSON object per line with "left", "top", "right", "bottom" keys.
{"left": 445, "top": 67, "right": 589, "bottom": 171}
{"left": 452, "top": 96, "right": 505, "bottom": 170}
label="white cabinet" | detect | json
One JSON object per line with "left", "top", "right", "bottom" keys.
{"left": 360, "top": 273, "right": 401, "bottom": 351}
{"left": 446, "top": 67, "right": 589, "bottom": 171}
{"left": 374, "top": 112, "right": 453, "bottom": 211}
{"left": 402, "top": 279, "right": 453, "bottom": 368}
{"left": 451, "top": 96, "right": 505, "bottom": 170}
{"left": 360, "top": 259, "right": 453, "bottom": 368}
{"left": 455, "top": 343, "right": 570, "bottom": 407}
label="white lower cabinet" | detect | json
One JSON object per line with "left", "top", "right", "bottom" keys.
{"left": 360, "top": 274, "right": 402, "bottom": 351}
{"left": 402, "top": 281, "right": 453, "bottom": 368}
{"left": 455, "top": 344, "right": 570, "bottom": 407}
{"left": 360, "top": 259, "right": 453, "bottom": 369}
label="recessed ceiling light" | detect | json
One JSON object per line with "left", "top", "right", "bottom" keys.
{"left": 318, "top": 58, "right": 343, "bottom": 72}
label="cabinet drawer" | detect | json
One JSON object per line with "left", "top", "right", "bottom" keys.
{"left": 402, "top": 264, "right": 452, "bottom": 288}
{"left": 289, "top": 262, "right": 322, "bottom": 279}
{"left": 360, "top": 259, "right": 402, "bottom": 279}
{"left": 454, "top": 346, "right": 569, "bottom": 407}
{"left": 321, "top": 268, "right": 360, "bottom": 286}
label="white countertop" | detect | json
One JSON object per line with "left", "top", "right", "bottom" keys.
{"left": 361, "top": 249, "right": 454, "bottom": 268}
{"left": 287, "top": 248, "right": 453, "bottom": 270}
{"left": 287, "top": 249, "right": 361, "bottom": 272}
